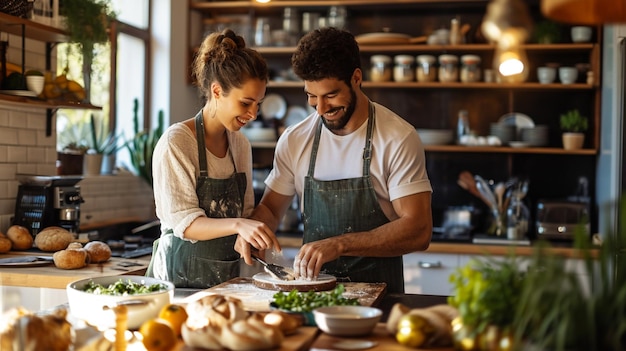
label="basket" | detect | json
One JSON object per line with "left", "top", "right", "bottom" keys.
{"left": 0, "top": 0, "right": 34, "bottom": 18}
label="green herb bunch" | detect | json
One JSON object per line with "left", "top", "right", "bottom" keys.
{"left": 448, "top": 256, "right": 526, "bottom": 335}
{"left": 272, "top": 284, "right": 360, "bottom": 312}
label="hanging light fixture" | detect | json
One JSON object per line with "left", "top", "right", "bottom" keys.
{"left": 482, "top": 0, "right": 533, "bottom": 83}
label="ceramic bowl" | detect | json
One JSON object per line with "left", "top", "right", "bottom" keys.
{"left": 313, "top": 306, "right": 382, "bottom": 336}
{"left": 26, "top": 76, "right": 44, "bottom": 95}
{"left": 66, "top": 275, "right": 174, "bottom": 330}
{"left": 559, "top": 67, "right": 578, "bottom": 84}
{"left": 416, "top": 129, "right": 454, "bottom": 145}
{"left": 537, "top": 66, "right": 556, "bottom": 84}
{"left": 571, "top": 26, "right": 592, "bottom": 43}
{"left": 241, "top": 127, "right": 276, "bottom": 142}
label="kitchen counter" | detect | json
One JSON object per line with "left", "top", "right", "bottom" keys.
{"left": 277, "top": 235, "right": 598, "bottom": 259}
{"left": 0, "top": 251, "right": 149, "bottom": 289}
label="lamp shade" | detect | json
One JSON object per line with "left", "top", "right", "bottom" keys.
{"left": 542, "top": 0, "right": 626, "bottom": 24}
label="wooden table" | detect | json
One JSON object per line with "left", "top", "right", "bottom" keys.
{"left": 0, "top": 251, "right": 149, "bottom": 289}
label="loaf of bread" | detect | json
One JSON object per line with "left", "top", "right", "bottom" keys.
{"left": 386, "top": 303, "right": 459, "bottom": 347}
{"left": 263, "top": 310, "right": 302, "bottom": 335}
{"left": 34, "top": 226, "right": 74, "bottom": 252}
{"left": 0, "top": 307, "right": 73, "bottom": 351}
{"left": 53, "top": 242, "right": 89, "bottom": 269}
{"left": 182, "top": 294, "right": 284, "bottom": 351}
{"left": 0, "top": 232, "right": 11, "bottom": 253}
{"left": 84, "top": 241, "right": 112, "bottom": 263}
{"left": 6, "top": 225, "right": 33, "bottom": 250}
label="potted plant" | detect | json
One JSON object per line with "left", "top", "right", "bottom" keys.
{"left": 125, "top": 98, "right": 164, "bottom": 187}
{"left": 87, "top": 114, "right": 123, "bottom": 175}
{"left": 560, "top": 109, "right": 588, "bottom": 150}
{"left": 56, "top": 114, "right": 90, "bottom": 175}
{"left": 60, "top": 0, "right": 116, "bottom": 103}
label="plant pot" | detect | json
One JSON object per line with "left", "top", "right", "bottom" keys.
{"left": 57, "top": 151, "right": 85, "bottom": 175}
{"left": 562, "top": 132, "right": 585, "bottom": 150}
{"left": 83, "top": 153, "right": 103, "bottom": 176}
{"left": 100, "top": 154, "right": 116, "bottom": 175}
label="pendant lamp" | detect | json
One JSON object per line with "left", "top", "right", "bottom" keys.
{"left": 542, "top": 0, "right": 626, "bottom": 25}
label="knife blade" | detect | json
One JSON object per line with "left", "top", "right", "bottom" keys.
{"left": 0, "top": 256, "right": 54, "bottom": 264}
{"left": 252, "top": 255, "right": 296, "bottom": 281}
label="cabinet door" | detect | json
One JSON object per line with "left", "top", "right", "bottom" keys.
{"left": 403, "top": 252, "right": 458, "bottom": 296}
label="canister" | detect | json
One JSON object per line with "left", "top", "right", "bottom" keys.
{"left": 393, "top": 55, "right": 415, "bottom": 82}
{"left": 370, "top": 55, "right": 392, "bottom": 82}
{"left": 416, "top": 55, "right": 437, "bottom": 82}
{"left": 460, "top": 55, "right": 481, "bottom": 83}
{"left": 438, "top": 54, "right": 459, "bottom": 82}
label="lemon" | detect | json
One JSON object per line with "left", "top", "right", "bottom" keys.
{"left": 158, "top": 303, "right": 188, "bottom": 337}
{"left": 395, "top": 314, "right": 429, "bottom": 348}
{"left": 139, "top": 318, "right": 177, "bottom": 351}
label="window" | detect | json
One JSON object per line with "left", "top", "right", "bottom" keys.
{"left": 56, "top": 0, "right": 151, "bottom": 172}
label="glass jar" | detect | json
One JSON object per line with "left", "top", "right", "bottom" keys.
{"left": 416, "top": 55, "right": 437, "bottom": 82}
{"left": 393, "top": 55, "right": 415, "bottom": 82}
{"left": 370, "top": 55, "right": 392, "bottom": 82}
{"left": 461, "top": 55, "right": 482, "bottom": 83}
{"left": 438, "top": 54, "right": 459, "bottom": 82}
{"left": 506, "top": 196, "right": 530, "bottom": 240}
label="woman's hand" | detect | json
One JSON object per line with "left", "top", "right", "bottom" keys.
{"left": 234, "top": 219, "right": 281, "bottom": 264}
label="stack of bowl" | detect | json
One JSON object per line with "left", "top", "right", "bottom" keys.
{"left": 489, "top": 123, "right": 516, "bottom": 145}
{"left": 520, "top": 125, "right": 549, "bottom": 146}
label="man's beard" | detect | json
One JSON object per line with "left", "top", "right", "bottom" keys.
{"left": 320, "top": 88, "right": 357, "bottom": 131}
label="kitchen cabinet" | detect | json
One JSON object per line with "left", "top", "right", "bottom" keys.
{"left": 403, "top": 252, "right": 459, "bottom": 295}
{"left": 188, "top": 0, "right": 602, "bottom": 234}
{"left": 0, "top": 12, "right": 101, "bottom": 136}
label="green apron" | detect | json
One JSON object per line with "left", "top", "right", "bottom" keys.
{"left": 302, "top": 102, "right": 405, "bottom": 293}
{"left": 146, "top": 111, "right": 245, "bottom": 288}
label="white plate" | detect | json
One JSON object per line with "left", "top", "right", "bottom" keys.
{"left": 284, "top": 105, "right": 309, "bottom": 127}
{"left": 261, "top": 93, "right": 287, "bottom": 120}
{"left": 509, "top": 141, "right": 531, "bottom": 148}
{"left": 333, "top": 340, "right": 378, "bottom": 350}
{"left": 0, "top": 89, "right": 38, "bottom": 97}
{"left": 498, "top": 113, "right": 535, "bottom": 129}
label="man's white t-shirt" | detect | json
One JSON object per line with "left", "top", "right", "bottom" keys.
{"left": 265, "top": 101, "right": 432, "bottom": 221}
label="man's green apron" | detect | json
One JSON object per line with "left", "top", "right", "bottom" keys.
{"left": 146, "top": 111, "right": 244, "bottom": 288}
{"left": 302, "top": 102, "right": 405, "bottom": 293}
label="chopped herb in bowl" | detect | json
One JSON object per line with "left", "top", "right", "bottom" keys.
{"left": 82, "top": 278, "right": 168, "bottom": 295}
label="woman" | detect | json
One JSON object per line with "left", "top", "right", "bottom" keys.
{"left": 147, "top": 29, "right": 281, "bottom": 288}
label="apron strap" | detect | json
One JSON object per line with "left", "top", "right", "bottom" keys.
{"left": 195, "top": 111, "right": 209, "bottom": 177}
{"left": 307, "top": 101, "right": 376, "bottom": 178}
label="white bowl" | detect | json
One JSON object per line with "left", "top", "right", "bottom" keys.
{"left": 571, "top": 26, "right": 592, "bottom": 43}
{"left": 241, "top": 127, "right": 276, "bottom": 142}
{"left": 66, "top": 275, "right": 174, "bottom": 330}
{"left": 26, "top": 76, "right": 44, "bottom": 95}
{"left": 537, "top": 67, "right": 556, "bottom": 84}
{"left": 559, "top": 67, "right": 578, "bottom": 84}
{"left": 416, "top": 129, "right": 454, "bottom": 145}
{"left": 313, "top": 306, "right": 382, "bottom": 336}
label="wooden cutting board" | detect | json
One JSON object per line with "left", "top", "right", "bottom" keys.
{"left": 311, "top": 323, "right": 455, "bottom": 351}
{"left": 181, "top": 277, "right": 387, "bottom": 312}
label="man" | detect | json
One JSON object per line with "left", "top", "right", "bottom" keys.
{"left": 237, "top": 27, "right": 432, "bottom": 293}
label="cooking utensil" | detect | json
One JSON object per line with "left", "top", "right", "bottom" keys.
{"left": 252, "top": 255, "right": 296, "bottom": 281}
{"left": 0, "top": 256, "right": 53, "bottom": 264}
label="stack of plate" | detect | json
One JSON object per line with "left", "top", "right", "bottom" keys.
{"left": 489, "top": 123, "right": 516, "bottom": 145}
{"left": 520, "top": 125, "right": 549, "bottom": 146}
{"left": 416, "top": 129, "right": 454, "bottom": 145}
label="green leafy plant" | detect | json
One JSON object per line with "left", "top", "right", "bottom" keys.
{"left": 125, "top": 98, "right": 164, "bottom": 187}
{"left": 560, "top": 109, "right": 589, "bottom": 133}
{"left": 448, "top": 255, "right": 526, "bottom": 335}
{"left": 88, "top": 114, "right": 123, "bottom": 155}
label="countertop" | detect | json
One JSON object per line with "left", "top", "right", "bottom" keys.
{"left": 0, "top": 251, "right": 149, "bottom": 289}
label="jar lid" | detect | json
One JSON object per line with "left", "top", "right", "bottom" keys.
{"left": 416, "top": 55, "right": 436, "bottom": 64}
{"left": 394, "top": 55, "right": 414, "bottom": 64}
{"left": 461, "top": 55, "right": 481, "bottom": 64}
{"left": 438, "top": 54, "right": 458, "bottom": 63}
{"left": 371, "top": 55, "right": 392, "bottom": 63}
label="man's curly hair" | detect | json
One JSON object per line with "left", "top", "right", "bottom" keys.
{"left": 291, "top": 27, "right": 361, "bottom": 86}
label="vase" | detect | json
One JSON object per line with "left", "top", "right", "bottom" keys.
{"left": 562, "top": 132, "right": 585, "bottom": 150}
{"left": 100, "top": 154, "right": 116, "bottom": 175}
{"left": 83, "top": 154, "right": 103, "bottom": 176}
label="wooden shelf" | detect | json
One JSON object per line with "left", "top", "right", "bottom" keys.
{"left": 0, "top": 93, "right": 101, "bottom": 110}
{"left": 424, "top": 145, "right": 597, "bottom": 155}
{"left": 268, "top": 80, "right": 596, "bottom": 90}
{"left": 0, "top": 12, "right": 67, "bottom": 42}
{"left": 190, "top": 0, "right": 488, "bottom": 10}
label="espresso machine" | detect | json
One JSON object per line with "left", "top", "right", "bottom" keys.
{"left": 13, "top": 175, "right": 83, "bottom": 237}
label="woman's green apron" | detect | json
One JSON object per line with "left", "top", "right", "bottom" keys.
{"left": 146, "top": 111, "right": 245, "bottom": 288}
{"left": 302, "top": 102, "right": 405, "bottom": 293}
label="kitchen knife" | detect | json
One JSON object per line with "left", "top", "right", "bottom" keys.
{"left": 0, "top": 256, "right": 54, "bottom": 264}
{"left": 252, "top": 255, "right": 296, "bottom": 281}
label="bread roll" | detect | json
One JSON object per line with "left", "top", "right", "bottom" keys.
{"left": 0, "top": 307, "right": 73, "bottom": 351}
{"left": 220, "top": 314, "right": 284, "bottom": 351}
{"left": 84, "top": 241, "right": 112, "bottom": 263}
{"left": 6, "top": 225, "right": 33, "bottom": 250}
{"left": 0, "top": 236, "right": 11, "bottom": 253}
{"left": 263, "top": 311, "right": 302, "bottom": 335}
{"left": 53, "top": 244, "right": 88, "bottom": 269}
{"left": 34, "top": 226, "right": 74, "bottom": 252}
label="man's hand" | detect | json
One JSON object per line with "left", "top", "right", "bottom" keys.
{"left": 292, "top": 238, "right": 341, "bottom": 279}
